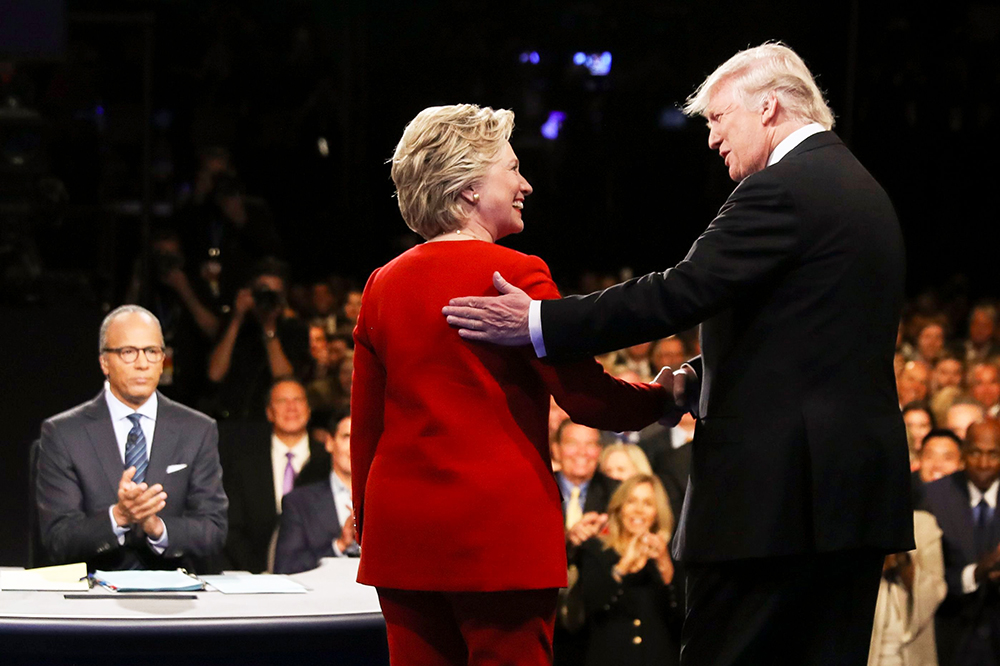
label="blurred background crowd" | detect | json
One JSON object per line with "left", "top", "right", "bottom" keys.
{"left": 2, "top": 1, "right": 1000, "bottom": 664}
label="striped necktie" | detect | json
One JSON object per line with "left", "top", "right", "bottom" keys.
{"left": 125, "top": 414, "right": 149, "bottom": 485}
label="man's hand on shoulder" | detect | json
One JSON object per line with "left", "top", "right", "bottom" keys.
{"left": 443, "top": 272, "right": 531, "bottom": 346}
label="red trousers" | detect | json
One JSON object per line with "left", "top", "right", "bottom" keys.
{"left": 376, "top": 587, "right": 558, "bottom": 666}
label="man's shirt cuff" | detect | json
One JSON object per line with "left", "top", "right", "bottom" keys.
{"left": 962, "top": 563, "right": 979, "bottom": 594}
{"left": 147, "top": 522, "right": 169, "bottom": 554}
{"left": 109, "top": 505, "right": 129, "bottom": 545}
{"left": 528, "top": 300, "right": 547, "bottom": 358}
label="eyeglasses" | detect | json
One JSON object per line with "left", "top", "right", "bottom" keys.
{"left": 102, "top": 346, "right": 165, "bottom": 363}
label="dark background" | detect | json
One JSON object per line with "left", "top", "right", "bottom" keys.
{"left": 1, "top": 0, "right": 997, "bottom": 565}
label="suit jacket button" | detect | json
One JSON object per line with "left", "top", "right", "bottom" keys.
{"left": 633, "top": 618, "right": 641, "bottom": 627}
{"left": 633, "top": 636, "right": 642, "bottom": 645}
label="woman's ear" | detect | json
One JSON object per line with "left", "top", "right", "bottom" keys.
{"left": 460, "top": 188, "right": 479, "bottom": 205}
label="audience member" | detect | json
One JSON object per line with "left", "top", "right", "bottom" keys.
{"left": 964, "top": 304, "right": 999, "bottom": 365}
{"left": 914, "top": 322, "right": 947, "bottom": 366}
{"left": 274, "top": 413, "right": 358, "bottom": 574}
{"left": 947, "top": 400, "right": 985, "bottom": 441}
{"left": 206, "top": 258, "right": 311, "bottom": 420}
{"left": 599, "top": 443, "right": 654, "bottom": 482}
{"left": 867, "top": 510, "right": 947, "bottom": 666}
{"left": 220, "top": 377, "right": 330, "bottom": 573}
{"left": 549, "top": 396, "right": 570, "bottom": 473}
{"left": 898, "top": 360, "right": 931, "bottom": 406}
{"left": 903, "top": 402, "right": 936, "bottom": 471}
{"left": 919, "top": 430, "right": 964, "bottom": 484}
{"left": 309, "top": 281, "right": 339, "bottom": 334}
{"left": 922, "top": 418, "right": 1000, "bottom": 665}
{"left": 339, "top": 288, "right": 363, "bottom": 329}
{"left": 932, "top": 355, "right": 965, "bottom": 395}
{"left": 576, "top": 474, "right": 681, "bottom": 666}
{"left": 36, "top": 305, "right": 227, "bottom": 571}
{"left": 968, "top": 362, "right": 1000, "bottom": 418}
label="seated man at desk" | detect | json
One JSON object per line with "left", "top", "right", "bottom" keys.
{"left": 273, "top": 412, "right": 357, "bottom": 574}
{"left": 36, "top": 305, "right": 228, "bottom": 571}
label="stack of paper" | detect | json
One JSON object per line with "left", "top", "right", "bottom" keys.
{"left": 200, "top": 574, "right": 307, "bottom": 594}
{"left": 0, "top": 563, "right": 90, "bottom": 591}
{"left": 93, "top": 569, "right": 204, "bottom": 592}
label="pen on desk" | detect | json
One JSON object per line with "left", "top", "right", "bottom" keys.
{"left": 87, "top": 573, "right": 118, "bottom": 592}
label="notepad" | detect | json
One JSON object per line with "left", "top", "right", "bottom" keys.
{"left": 93, "top": 569, "right": 204, "bottom": 592}
{"left": 200, "top": 574, "right": 307, "bottom": 594}
{"left": 0, "top": 562, "right": 90, "bottom": 591}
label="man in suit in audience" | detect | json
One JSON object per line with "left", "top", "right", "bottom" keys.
{"left": 222, "top": 377, "right": 329, "bottom": 573}
{"left": 922, "top": 418, "right": 1000, "bottom": 666}
{"left": 36, "top": 305, "right": 228, "bottom": 571}
{"left": 274, "top": 412, "right": 358, "bottom": 574}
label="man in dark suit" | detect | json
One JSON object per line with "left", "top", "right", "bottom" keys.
{"left": 444, "top": 42, "right": 913, "bottom": 664}
{"left": 922, "top": 418, "right": 1000, "bottom": 666}
{"left": 273, "top": 412, "right": 357, "bottom": 574}
{"left": 36, "top": 305, "right": 228, "bottom": 572}
{"left": 221, "top": 377, "right": 329, "bottom": 573}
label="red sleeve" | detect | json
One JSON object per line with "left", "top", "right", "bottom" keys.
{"left": 350, "top": 269, "right": 386, "bottom": 538}
{"left": 512, "top": 255, "right": 669, "bottom": 432}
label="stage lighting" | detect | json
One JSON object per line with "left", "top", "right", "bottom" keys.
{"left": 541, "top": 111, "right": 565, "bottom": 140}
{"left": 519, "top": 51, "right": 540, "bottom": 64}
{"left": 572, "top": 52, "right": 612, "bottom": 76}
{"left": 317, "top": 137, "right": 329, "bottom": 157}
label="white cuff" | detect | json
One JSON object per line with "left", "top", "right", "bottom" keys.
{"left": 528, "top": 300, "right": 547, "bottom": 358}
{"left": 109, "top": 505, "right": 129, "bottom": 545}
{"left": 962, "top": 562, "right": 979, "bottom": 594}
{"left": 331, "top": 539, "right": 346, "bottom": 558}
{"left": 147, "top": 521, "right": 169, "bottom": 555}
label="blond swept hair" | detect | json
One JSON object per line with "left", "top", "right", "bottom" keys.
{"left": 599, "top": 443, "right": 654, "bottom": 478}
{"left": 391, "top": 104, "right": 514, "bottom": 240}
{"left": 601, "top": 474, "right": 674, "bottom": 555}
{"left": 683, "top": 41, "right": 835, "bottom": 130}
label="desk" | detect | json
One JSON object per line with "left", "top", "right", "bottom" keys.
{"left": 0, "top": 559, "right": 388, "bottom": 665}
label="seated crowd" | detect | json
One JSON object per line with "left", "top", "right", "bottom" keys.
{"left": 32, "top": 151, "right": 1000, "bottom": 666}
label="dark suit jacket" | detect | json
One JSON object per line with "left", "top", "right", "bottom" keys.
{"left": 921, "top": 471, "right": 1000, "bottom": 665}
{"left": 220, "top": 425, "right": 330, "bottom": 573}
{"left": 272, "top": 479, "right": 345, "bottom": 574}
{"left": 638, "top": 424, "right": 692, "bottom": 524}
{"left": 36, "top": 391, "right": 228, "bottom": 572}
{"left": 540, "top": 132, "right": 913, "bottom": 562}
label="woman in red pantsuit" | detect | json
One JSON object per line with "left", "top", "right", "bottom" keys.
{"left": 351, "top": 104, "right": 672, "bottom": 666}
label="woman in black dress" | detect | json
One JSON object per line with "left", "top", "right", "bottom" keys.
{"left": 577, "top": 473, "right": 682, "bottom": 666}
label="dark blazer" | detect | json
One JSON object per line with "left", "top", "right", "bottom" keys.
{"left": 220, "top": 424, "right": 329, "bottom": 573}
{"left": 540, "top": 132, "right": 913, "bottom": 562}
{"left": 577, "top": 537, "right": 681, "bottom": 666}
{"left": 273, "top": 479, "right": 346, "bottom": 574}
{"left": 639, "top": 425, "right": 691, "bottom": 524}
{"left": 921, "top": 471, "right": 1000, "bottom": 665}
{"left": 36, "top": 391, "right": 228, "bottom": 572}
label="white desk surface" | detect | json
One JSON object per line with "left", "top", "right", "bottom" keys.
{"left": 0, "top": 558, "right": 382, "bottom": 630}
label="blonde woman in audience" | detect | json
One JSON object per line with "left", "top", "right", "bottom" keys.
{"left": 576, "top": 474, "right": 681, "bottom": 666}
{"left": 600, "top": 443, "right": 653, "bottom": 481}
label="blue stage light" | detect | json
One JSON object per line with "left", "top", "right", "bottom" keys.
{"left": 541, "top": 111, "right": 565, "bottom": 140}
{"left": 573, "top": 52, "right": 586, "bottom": 66}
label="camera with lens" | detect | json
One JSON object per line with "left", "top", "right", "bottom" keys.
{"left": 251, "top": 285, "right": 282, "bottom": 314}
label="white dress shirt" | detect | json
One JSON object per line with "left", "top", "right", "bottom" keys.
{"left": 271, "top": 433, "right": 311, "bottom": 512}
{"left": 528, "top": 123, "right": 827, "bottom": 359}
{"left": 961, "top": 478, "right": 999, "bottom": 593}
{"left": 103, "top": 382, "right": 168, "bottom": 551}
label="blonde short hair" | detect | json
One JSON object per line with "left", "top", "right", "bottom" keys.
{"left": 391, "top": 104, "right": 514, "bottom": 240}
{"left": 601, "top": 474, "right": 674, "bottom": 554}
{"left": 599, "top": 443, "right": 654, "bottom": 477}
{"left": 683, "top": 41, "right": 835, "bottom": 130}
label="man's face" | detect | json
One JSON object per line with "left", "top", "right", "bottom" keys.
{"left": 266, "top": 381, "right": 310, "bottom": 438}
{"left": 964, "top": 426, "right": 1000, "bottom": 492}
{"left": 556, "top": 423, "right": 602, "bottom": 485}
{"left": 705, "top": 80, "right": 771, "bottom": 182}
{"left": 309, "top": 326, "right": 328, "bottom": 362}
{"left": 970, "top": 364, "right": 1000, "bottom": 409}
{"left": 970, "top": 310, "right": 995, "bottom": 346}
{"left": 99, "top": 312, "right": 164, "bottom": 408}
{"left": 326, "top": 416, "right": 351, "bottom": 477}
{"left": 933, "top": 358, "right": 964, "bottom": 390}
{"left": 343, "top": 292, "right": 362, "bottom": 323}
{"left": 948, "top": 404, "right": 984, "bottom": 441}
{"left": 897, "top": 361, "right": 929, "bottom": 404}
{"left": 917, "top": 324, "right": 945, "bottom": 361}
{"left": 919, "top": 436, "right": 963, "bottom": 483}
{"left": 311, "top": 283, "right": 335, "bottom": 316}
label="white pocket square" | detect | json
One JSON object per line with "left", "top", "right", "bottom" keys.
{"left": 166, "top": 464, "right": 188, "bottom": 474}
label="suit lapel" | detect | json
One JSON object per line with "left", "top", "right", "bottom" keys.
{"left": 82, "top": 392, "right": 126, "bottom": 494}
{"left": 316, "top": 484, "right": 341, "bottom": 540}
{"left": 145, "top": 395, "right": 178, "bottom": 486}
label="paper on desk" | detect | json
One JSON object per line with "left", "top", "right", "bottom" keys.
{"left": 93, "top": 569, "right": 204, "bottom": 592}
{"left": 200, "top": 574, "right": 307, "bottom": 594}
{"left": 0, "top": 562, "right": 89, "bottom": 591}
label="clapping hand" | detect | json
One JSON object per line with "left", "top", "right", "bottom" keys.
{"left": 567, "top": 512, "right": 608, "bottom": 546}
{"left": 113, "top": 467, "right": 167, "bottom": 539}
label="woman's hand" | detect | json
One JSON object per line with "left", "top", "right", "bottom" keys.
{"left": 614, "top": 533, "right": 651, "bottom": 580}
{"left": 645, "top": 533, "right": 674, "bottom": 584}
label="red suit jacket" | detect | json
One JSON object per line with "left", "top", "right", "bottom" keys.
{"left": 351, "top": 241, "right": 667, "bottom": 592}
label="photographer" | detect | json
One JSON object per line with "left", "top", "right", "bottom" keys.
{"left": 125, "top": 228, "right": 220, "bottom": 405}
{"left": 206, "top": 257, "right": 310, "bottom": 420}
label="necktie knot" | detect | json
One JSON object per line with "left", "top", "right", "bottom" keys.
{"left": 127, "top": 413, "right": 142, "bottom": 428}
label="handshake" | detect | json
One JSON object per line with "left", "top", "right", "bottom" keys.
{"left": 654, "top": 364, "right": 699, "bottom": 428}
